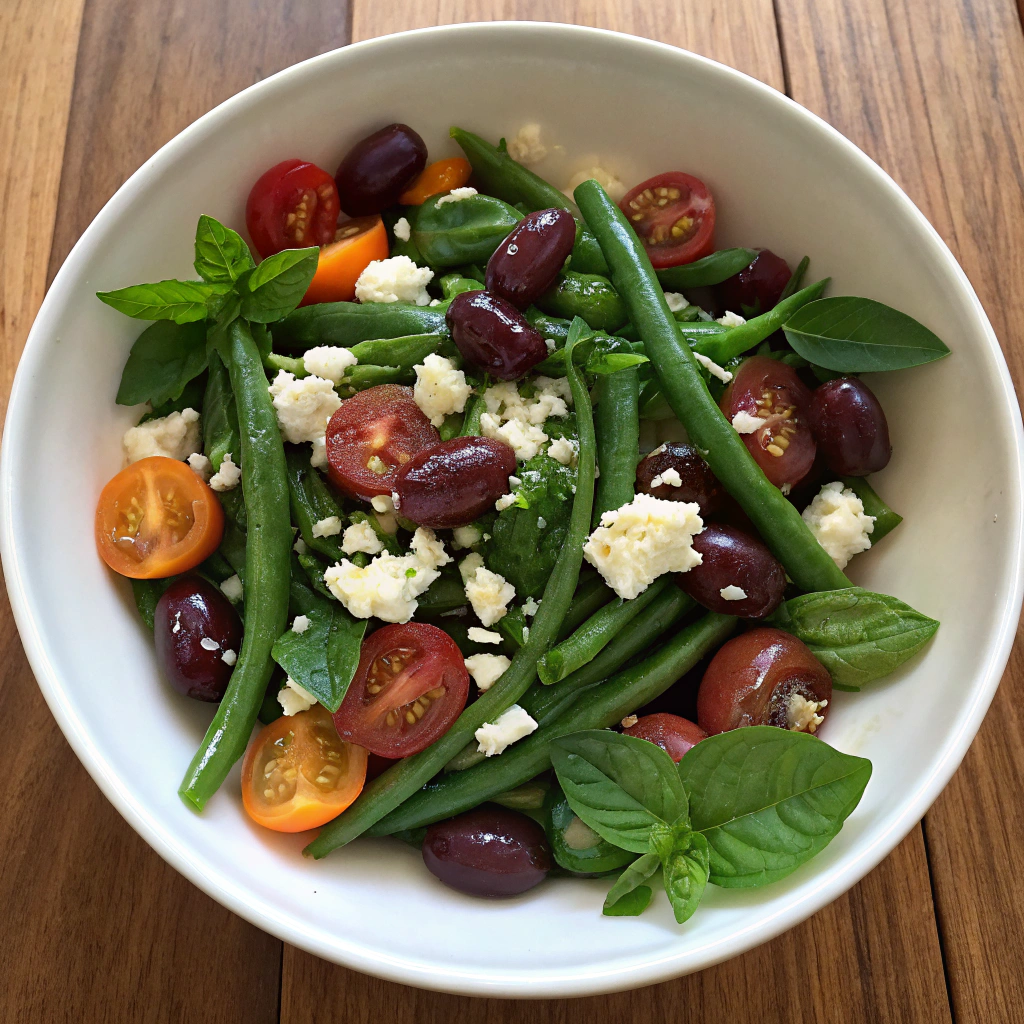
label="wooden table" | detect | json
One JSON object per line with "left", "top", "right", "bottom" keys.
{"left": 2, "top": 0, "right": 1022, "bottom": 1019}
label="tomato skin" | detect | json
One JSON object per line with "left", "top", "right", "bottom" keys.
{"left": 95, "top": 456, "right": 224, "bottom": 579}
{"left": 301, "top": 215, "right": 389, "bottom": 305}
{"left": 333, "top": 623, "right": 470, "bottom": 758}
{"left": 697, "top": 628, "right": 832, "bottom": 736}
{"left": 720, "top": 355, "right": 816, "bottom": 490}
{"left": 245, "top": 159, "right": 340, "bottom": 259}
{"left": 325, "top": 385, "right": 440, "bottom": 501}
{"left": 241, "top": 706, "right": 367, "bottom": 833}
{"left": 619, "top": 172, "right": 715, "bottom": 268}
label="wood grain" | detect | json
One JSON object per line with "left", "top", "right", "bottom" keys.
{"left": 776, "top": 0, "right": 1024, "bottom": 1020}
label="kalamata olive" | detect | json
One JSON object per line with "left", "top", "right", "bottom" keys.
{"left": 394, "top": 436, "right": 517, "bottom": 529}
{"left": 676, "top": 523, "right": 786, "bottom": 618}
{"left": 154, "top": 576, "right": 243, "bottom": 702}
{"left": 717, "top": 248, "right": 791, "bottom": 315}
{"left": 446, "top": 290, "right": 549, "bottom": 380}
{"left": 485, "top": 208, "right": 577, "bottom": 309}
{"left": 635, "top": 441, "right": 724, "bottom": 517}
{"left": 422, "top": 805, "right": 552, "bottom": 897}
{"left": 334, "top": 123, "right": 427, "bottom": 216}
{"left": 623, "top": 712, "right": 707, "bottom": 761}
{"left": 697, "top": 627, "right": 832, "bottom": 735}
{"left": 809, "top": 377, "right": 892, "bottom": 476}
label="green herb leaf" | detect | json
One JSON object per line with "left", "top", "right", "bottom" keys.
{"left": 782, "top": 296, "right": 951, "bottom": 372}
{"left": 549, "top": 730, "right": 688, "bottom": 854}
{"left": 768, "top": 587, "right": 938, "bottom": 690}
{"left": 141, "top": 373, "right": 208, "bottom": 422}
{"left": 656, "top": 248, "right": 758, "bottom": 290}
{"left": 194, "top": 215, "right": 255, "bottom": 284}
{"left": 239, "top": 247, "right": 319, "bottom": 323}
{"left": 115, "top": 320, "right": 208, "bottom": 407}
{"left": 657, "top": 830, "right": 709, "bottom": 924}
{"left": 97, "top": 279, "right": 230, "bottom": 323}
{"left": 202, "top": 351, "right": 241, "bottom": 472}
{"left": 603, "top": 852, "right": 659, "bottom": 916}
{"left": 679, "top": 727, "right": 872, "bottom": 887}
{"left": 586, "top": 351, "right": 649, "bottom": 374}
{"left": 285, "top": 447, "right": 347, "bottom": 561}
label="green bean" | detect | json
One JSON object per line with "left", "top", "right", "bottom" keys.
{"left": 264, "top": 352, "right": 307, "bottom": 377}
{"left": 341, "top": 364, "right": 408, "bottom": 391}
{"left": 575, "top": 180, "right": 850, "bottom": 593}
{"left": 366, "top": 612, "right": 736, "bottom": 835}
{"left": 304, "top": 319, "right": 598, "bottom": 857}
{"left": 348, "top": 333, "right": 440, "bottom": 367}
{"left": 557, "top": 574, "right": 614, "bottom": 640}
{"left": 592, "top": 368, "right": 639, "bottom": 524}
{"left": 272, "top": 302, "right": 448, "bottom": 351}
{"left": 536, "top": 272, "right": 628, "bottom": 333}
{"left": 179, "top": 320, "right": 292, "bottom": 811}
{"left": 440, "top": 274, "right": 485, "bottom": 300}
{"left": 525, "top": 307, "right": 572, "bottom": 346}
{"left": 537, "top": 577, "right": 671, "bottom": 685}
{"left": 840, "top": 476, "right": 903, "bottom": 543}
{"left": 656, "top": 248, "right": 758, "bottom": 290}
{"left": 778, "top": 256, "right": 810, "bottom": 302}
{"left": 458, "top": 392, "right": 485, "bottom": 436}
{"left": 284, "top": 447, "right": 346, "bottom": 562}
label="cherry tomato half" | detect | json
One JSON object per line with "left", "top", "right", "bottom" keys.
{"left": 697, "top": 628, "right": 832, "bottom": 736}
{"left": 301, "top": 215, "right": 389, "bottom": 305}
{"left": 619, "top": 172, "right": 716, "bottom": 268}
{"left": 400, "top": 157, "right": 472, "bottom": 206}
{"left": 245, "top": 159, "right": 340, "bottom": 259}
{"left": 623, "top": 713, "right": 707, "bottom": 762}
{"left": 333, "top": 623, "right": 470, "bottom": 758}
{"left": 241, "top": 706, "right": 368, "bottom": 833}
{"left": 721, "top": 355, "right": 816, "bottom": 490}
{"left": 325, "top": 385, "right": 440, "bottom": 501}
{"left": 95, "top": 456, "right": 224, "bottom": 579}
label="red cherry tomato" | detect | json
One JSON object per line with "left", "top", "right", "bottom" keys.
{"left": 325, "top": 385, "right": 440, "bottom": 502}
{"left": 720, "top": 355, "right": 816, "bottom": 490}
{"left": 333, "top": 623, "right": 470, "bottom": 758}
{"left": 697, "top": 628, "right": 832, "bottom": 736}
{"left": 623, "top": 713, "right": 707, "bottom": 762}
{"left": 245, "top": 159, "right": 340, "bottom": 259}
{"left": 619, "top": 172, "right": 716, "bottom": 268}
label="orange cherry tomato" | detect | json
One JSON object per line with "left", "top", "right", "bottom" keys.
{"left": 95, "top": 456, "right": 224, "bottom": 579}
{"left": 399, "top": 157, "right": 472, "bottom": 205}
{"left": 301, "top": 215, "right": 389, "bottom": 305}
{"left": 241, "top": 706, "right": 368, "bottom": 832}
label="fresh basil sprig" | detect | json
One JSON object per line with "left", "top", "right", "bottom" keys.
{"left": 194, "top": 215, "right": 255, "bottom": 284}
{"left": 97, "top": 278, "right": 232, "bottom": 324}
{"left": 115, "top": 320, "right": 208, "bottom": 407}
{"left": 768, "top": 587, "right": 938, "bottom": 690}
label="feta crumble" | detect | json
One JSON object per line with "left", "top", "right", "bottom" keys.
{"left": 312, "top": 515, "right": 342, "bottom": 538}
{"left": 650, "top": 467, "right": 683, "bottom": 489}
{"left": 435, "top": 186, "right": 478, "bottom": 206}
{"left": 354, "top": 255, "right": 434, "bottom": 306}
{"left": 717, "top": 310, "right": 747, "bottom": 327}
{"left": 465, "top": 653, "right": 512, "bottom": 692}
{"left": 200, "top": 637, "right": 220, "bottom": 652}
{"left": 494, "top": 493, "right": 518, "bottom": 512}
{"left": 522, "top": 597, "right": 539, "bottom": 617}
{"left": 293, "top": 537, "right": 308, "bottom": 555}
{"left": 732, "top": 410, "right": 769, "bottom": 434}
{"left": 279, "top": 677, "right": 317, "bottom": 716}
{"left": 413, "top": 353, "right": 471, "bottom": 427}
{"left": 209, "top": 452, "right": 241, "bottom": 492}
{"left": 694, "top": 351, "right": 733, "bottom": 383}
{"left": 467, "top": 627, "right": 502, "bottom": 645}
{"left": 268, "top": 372, "right": 341, "bottom": 468}
{"left": 787, "top": 693, "right": 828, "bottom": 733}
{"left": 663, "top": 291, "right": 689, "bottom": 313}
{"left": 291, "top": 615, "right": 311, "bottom": 634}
{"left": 371, "top": 494, "right": 395, "bottom": 514}
{"left": 479, "top": 378, "right": 572, "bottom": 461}
{"left": 506, "top": 123, "right": 547, "bottom": 165}
{"left": 801, "top": 481, "right": 875, "bottom": 569}
{"left": 187, "top": 452, "right": 212, "bottom": 480}
{"left": 221, "top": 649, "right": 237, "bottom": 666}
{"left": 461, "top": 554, "right": 516, "bottom": 626}
{"left": 452, "top": 524, "right": 482, "bottom": 549}
{"left": 123, "top": 408, "right": 201, "bottom": 464}
{"left": 219, "top": 574, "right": 243, "bottom": 603}
{"left": 547, "top": 436, "right": 578, "bottom": 467}
{"left": 393, "top": 216, "right": 412, "bottom": 242}
{"left": 475, "top": 705, "right": 539, "bottom": 756}
{"left": 341, "top": 521, "right": 383, "bottom": 556}
{"left": 720, "top": 585, "right": 748, "bottom": 601}
{"left": 564, "top": 165, "right": 626, "bottom": 202}
{"left": 302, "top": 345, "right": 357, "bottom": 384}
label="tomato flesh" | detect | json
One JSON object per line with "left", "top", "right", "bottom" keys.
{"left": 325, "top": 384, "right": 440, "bottom": 501}
{"left": 246, "top": 159, "right": 340, "bottom": 259}
{"left": 619, "top": 172, "right": 716, "bottom": 268}
{"left": 721, "top": 355, "right": 816, "bottom": 490}
{"left": 241, "top": 705, "right": 368, "bottom": 833}
{"left": 333, "top": 623, "right": 470, "bottom": 758}
{"left": 95, "top": 456, "right": 224, "bottom": 579}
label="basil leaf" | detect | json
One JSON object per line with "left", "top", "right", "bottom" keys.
{"left": 680, "top": 727, "right": 872, "bottom": 888}
{"left": 656, "top": 248, "right": 758, "bottom": 290}
{"left": 768, "top": 587, "right": 938, "bottom": 690}
{"left": 603, "top": 852, "right": 659, "bottom": 917}
{"left": 549, "top": 730, "right": 688, "bottom": 853}
{"left": 194, "top": 215, "right": 255, "bottom": 283}
{"left": 659, "top": 831, "right": 710, "bottom": 925}
{"left": 203, "top": 352, "right": 240, "bottom": 472}
{"left": 140, "top": 374, "right": 207, "bottom": 423}
{"left": 97, "top": 279, "right": 229, "bottom": 323}
{"left": 285, "top": 446, "right": 347, "bottom": 561}
{"left": 782, "top": 296, "right": 951, "bottom": 372}
{"left": 778, "top": 255, "right": 810, "bottom": 303}
{"left": 239, "top": 247, "right": 319, "bottom": 323}
{"left": 411, "top": 193, "right": 523, "bottom": 267}
{"left": 115, "top": 320, "right": 208, "bottom": 407}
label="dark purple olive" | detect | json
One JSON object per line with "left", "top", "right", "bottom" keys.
{"left": 717, "top": 248, "right": 791, "bottom": 316}
{"left": 485, "top": 208, "right": 577, "bottom": 309}
{"left": 676, "top": 524, "right": 786, "bottom": 619}
{"left": 422, "top": 805, "right": 551, "bottom": 897}
{"left": 636, "top": 441, "right": 725, "bottom": 518}
{"left": 394, "top": 437, "right": 517, "bottom": 529}
{"left": 334, "top": 123, "right": 427, "bottom": 216}
{"left": 154, "top": 577, "right": 243, "bottom": 702}
{"left": 809, "top": 377, "right": 891, "bottom": 476}
{"left": 446, "top": 290, "right": 549, "bottom": 380}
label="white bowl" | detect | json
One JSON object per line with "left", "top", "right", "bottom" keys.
{"left": 3, "top": 22, "right": 1022, "bottom": 998}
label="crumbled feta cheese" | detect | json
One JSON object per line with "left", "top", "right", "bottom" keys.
{"left": 209, "top": 452, "right": 241, "bottom": 491}
{"left": 564, "top": 165, "right": 626, "bottom": 202}
{"left": 780, "top": 482, "right": 792, "bottom": 496}
{"left": 171, "top": 612, "right": 181, "bottom": 634}
{"left": 452, "top": 524, "right": 482, "bottom": 549}
{"left": 200, "top": 637, "right": 220, "bottom": 652}
{"left": 650, "top": 467, "right": 683, "bottom": 489}
{"left": 291, "top": 615, "right": 310, "bottom": 634}
{"left": 479, "top": 378, "right": 571, "bottom": 461}
{"left": 341, "top": 521, "right": 383, "bottom": 556}
{"left": 187, "top": 452, "right": 212, "bottom": 480}
{"left": 475, "top": 704, "right": 539, "bottom": 756}
{"left": 354, "top": 255, "right": 434, "bottom": 306}
{"left": 732, "top": 410, "right": 768, "bottom": 434}
{"left": 312, "top": 515, "right": 342, "bottom": 538}
{"left": 506, "top": 123, "right": 547, "bottom": 165}
{"left": 123, "top": 408, "right": 201, "bottom": 464}
{"left": 459, "top": 552, "right": 485, "bottom": 582}
{"left": 522, "top": 597, "right": 539, "bottom": 618}
{"left": 621, "top": 714, "right": 639, "bottom": 728}
{"left": 663, "top": 291, "right": 689, "bottom": 313}
{"left": 787, "top": 693, "right": 828, "bottom": 733}
{"left": 467, "top": 627, "right": 502, "bottom": 645}
{"left": 221, "top": 649, "right": 237, "bottom": 666}
{"left": 268, "top": 372, "right": 341, "bottom": 470}
{"left": 279, "top": 677, "right": 317, "bottom": 716}
{"left": 429, "top": 298, "right": 442, "bottom": 306}
{"left": 462, "top": 555, "right": 516, "bottom": 626}
{"left": 495, "top": 493, "right": 518, "bottom": 512}
{"left": 720, "top": 585, "right": 748, "bottom": 601}
{"left": 371, "top": 494, "right": 395, "bottom": 514}
{"left": 465, "top": 653, "right": 512, "bottom": 692}
{"left": 717, "top": 310, "right": 747, "bottom": 327}
{"left": 694, "top": 352, "right": 733, "bottom": 383}
{"left": 536, "top": 517, "right": 547, "bottom": 529}
{"left": 801, "top": 481, "right": 875, "bottom": 569}
{"left": 410, "top": 527, "right": 451, "bottom": 570}
{"left": 522, "top": 626, "right": 530, "bottom": 643}
{"left": 302, "top": 345, "right": 357, "bottom": 384}
{"left": 219, "top": 575, "right": 243, "bottom": 603}
{"left": 310, "top": 436, "right": 328, "bottom": 469}
{"left": 393, "top": 216, "right": 412, "bottom": 242}
{"left": 547, "top": 436, "right": 578, "bottom": 467}
{"left": 435, "top": 186, "right": 478, "bottom": 206}
{"left": 413, "top": 353, "right": 471, "bottom": 427}
{"left": 583, "top": 492, "right": 704, "bottom": 599}
{"left": 293, "top": 537, "right": 308, "bottom": 555}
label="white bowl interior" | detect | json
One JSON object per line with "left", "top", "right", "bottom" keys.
{"left": 3, "top": 24, "right": 1022, "bottom": 997}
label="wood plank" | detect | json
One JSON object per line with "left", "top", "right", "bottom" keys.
{"left": 776, "top": 0, "right": 1024, "bottom": 1019}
